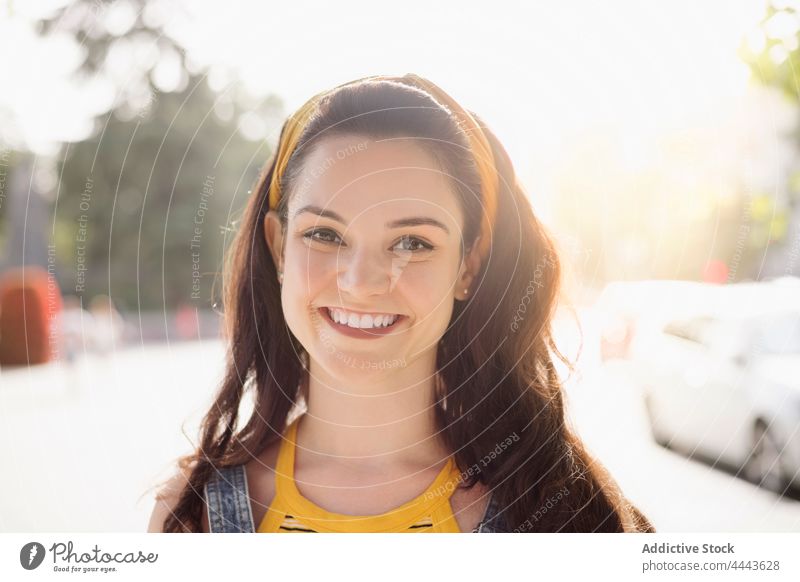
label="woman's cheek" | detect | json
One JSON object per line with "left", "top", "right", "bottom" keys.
{"left": 306, "top": 253, "right": 336, "bottom": 281}
{"left": 286, "top": 245, "right": 336, "bottom": 289}
{"left": 398, "top": 262, "right": 455, "bottom": 308}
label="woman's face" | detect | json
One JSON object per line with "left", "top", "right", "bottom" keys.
{"left": 265, "top": 135, "right": 476, "bottom": 381}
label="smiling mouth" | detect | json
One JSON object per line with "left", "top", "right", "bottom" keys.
{"left": 323, "top": 306, "right": 402, "bottom": 328}
{"left": 318, "top": 306, "right": 405, "bottom": 335}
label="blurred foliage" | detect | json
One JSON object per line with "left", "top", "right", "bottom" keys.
{"left": 54, "top": 80, "right": 275, "bottom": 310}
{"left": 740, "top": 1, "right": 800, "bottom": 102}
{"left": 742, "top": 1, "right": 800, "bottom": 208}
{"left": 736, "top": 1, "right": 800, "bottom": 275}
{"left": 32, "top": 0, "right": 282, "bottom": 310}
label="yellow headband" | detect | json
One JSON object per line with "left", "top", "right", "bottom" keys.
{"left": 267, "top": 73, "right": 498, "bottom": 261}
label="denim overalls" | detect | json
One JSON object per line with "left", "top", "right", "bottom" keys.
{"left": 204, "top": 465, "right": 509, "bottom": 533}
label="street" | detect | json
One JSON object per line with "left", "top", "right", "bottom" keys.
{"left": 1, "top": 333, "right": 799, "bottom": 532}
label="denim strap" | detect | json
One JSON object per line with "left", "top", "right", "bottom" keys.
{"left": 204, "top": 465, "right": 256, "bottom": 533}
{"left": 473, "top": 491, "right": 507, "bottom": 533}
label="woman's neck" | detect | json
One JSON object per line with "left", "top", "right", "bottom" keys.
{"left": 296, "top": 355, "right": 452, "bottom": 471}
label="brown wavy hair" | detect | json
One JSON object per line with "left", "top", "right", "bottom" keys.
{"left": 159, "top": 76, "right": 655, "bottom": 533}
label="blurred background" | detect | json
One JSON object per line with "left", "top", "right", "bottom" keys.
{"left": 1, "top": 0, "right": 800, "bottom": 532}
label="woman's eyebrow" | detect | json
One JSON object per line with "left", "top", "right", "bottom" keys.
{"left": 386, "top": 217, "right": 449, "bottom": 234}
{"left": 294, "top": 205, "right": 345, "bottom": 223}
{"left": 294, "top": 205, "right": 450, "bottom": 234}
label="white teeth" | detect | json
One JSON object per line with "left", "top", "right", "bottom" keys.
{"left": 327, "top": 308, "right": 398, "bottom": 329}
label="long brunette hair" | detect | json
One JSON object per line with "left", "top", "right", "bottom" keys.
{"left": 160, "top": 77, "right": 654, "bottom": 533}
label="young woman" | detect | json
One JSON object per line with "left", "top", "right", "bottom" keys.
{"left": 148, "top": 73, "right": 655, "bottom": 533}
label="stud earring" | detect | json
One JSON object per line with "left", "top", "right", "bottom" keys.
{"left": 463, "top": 288, "right": 469, "bottom": 295}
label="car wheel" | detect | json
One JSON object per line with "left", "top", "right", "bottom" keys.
{"left": 743, "top": 422, "right": 788, "bottom": 494}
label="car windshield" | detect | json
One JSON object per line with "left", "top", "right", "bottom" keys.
{"left": 754, "top": 313, "right": 800, "bottom": 355}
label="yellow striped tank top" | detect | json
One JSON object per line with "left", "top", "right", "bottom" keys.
{"left": 257, "top": 417, "right": 463, "bottom": 532}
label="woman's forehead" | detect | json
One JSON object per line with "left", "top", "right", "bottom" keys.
{"left": 289, "top": 136, "right": 463, "bottom": 224}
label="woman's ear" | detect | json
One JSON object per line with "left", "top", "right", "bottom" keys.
{"left": 456, "top": 236, "right": 483, "bottom": 301}
{"left": 263, "top": 210, "right": 285, "bottom": 274}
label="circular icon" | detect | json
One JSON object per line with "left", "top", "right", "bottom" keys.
{"left": 20, "top": 542, "right": 46, "bottom": 570}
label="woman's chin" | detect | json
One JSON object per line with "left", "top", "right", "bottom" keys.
{"left": 311, "top": 346, "right": 409, "bottom": 377}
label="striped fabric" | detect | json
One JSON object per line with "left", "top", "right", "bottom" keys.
{"left": 274, "top": 513, "right": 436, "bottom": 533}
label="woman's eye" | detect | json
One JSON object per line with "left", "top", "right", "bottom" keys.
{"left": 393, "top": 235, "right": 434, "bottom": 253}
{"left": 302, "top": 230, "right": 432, "bottom": 253}
{"left": 303, "top": 228, "right": 342, "bottom": 245}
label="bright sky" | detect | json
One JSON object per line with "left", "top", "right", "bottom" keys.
{"left": 0, "top": 0, "right": 777, "bottom": 208}
{"left": 176, "top": 0, "right": 768, "bottom": 202}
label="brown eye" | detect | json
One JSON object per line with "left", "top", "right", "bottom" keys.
{"left": 393, "top": 235, "right": 434, "bottom": 253}
{"left": 303, "top": 228, "right": 342, "bottom": 245}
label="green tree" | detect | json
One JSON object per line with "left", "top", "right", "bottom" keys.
{"left": 34, "top": 0, "right": 282, "bottom": 310}
{"left": 740, "top": 1, "right": 800, "bottom": 278}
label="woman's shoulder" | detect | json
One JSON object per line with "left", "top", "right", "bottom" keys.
{"left": 148, "top": 464, "right": 209, "bottom": 532}
{"left": 148, "top": 436, "right": 282, "bottom": 533}
{"left": 197, "top": 440, "right": 280, "bottom": 533}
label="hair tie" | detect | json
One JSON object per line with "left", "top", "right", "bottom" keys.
{"left": 267, "top": 74, "right": 498, "bottom": 262}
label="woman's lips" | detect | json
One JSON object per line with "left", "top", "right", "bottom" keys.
{"left": 318, "top": 307, "right": 404, "bottom": 339}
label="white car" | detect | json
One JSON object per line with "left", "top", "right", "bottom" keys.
{"left": 595, "top": 279, "right": 717, "bottom": 362}
{"left": 614, "top": 279, "right": 800, "bottom": 494}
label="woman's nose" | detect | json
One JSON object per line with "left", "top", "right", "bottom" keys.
{"left": 337, "top": 248, "right": 396, "bottom": 298}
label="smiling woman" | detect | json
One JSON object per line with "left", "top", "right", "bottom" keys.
{"left": 149, "top": 73, "right": 655, "bottom": 534}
